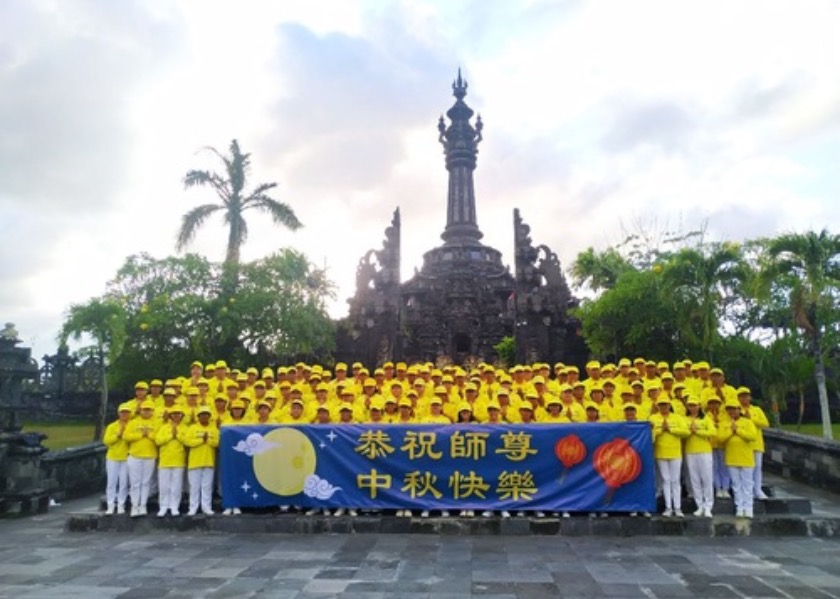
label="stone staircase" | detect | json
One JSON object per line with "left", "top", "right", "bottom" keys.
{"left": 65, "top": 486, "right": 840, "bottom": 537}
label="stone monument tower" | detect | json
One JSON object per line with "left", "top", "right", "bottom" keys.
{"left": 338, "top": 72, "right": 585, "bottom": 366}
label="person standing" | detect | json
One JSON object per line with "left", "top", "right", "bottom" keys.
{"left": 102, "top": 403, "right": 133, "bottom": 515}
{"left": 123, "top": 400, "right": 161, "bottom": 517}
{"left": 684, "top": 396, "right": 716, "bottom": 517}
{"left": 718, "top": 399, "right": 758, "bottom": 518}
{"left": 183, "top": 406, "right": 220, "bottom": 516}
{"left": 737, "top": 387, "right": 770, "bottom": 500}
{"left": 649, "top": 397, "right": 690, "bottom": 517}
{"left": 154, "top": 405, "right": 187, "bottom": 517}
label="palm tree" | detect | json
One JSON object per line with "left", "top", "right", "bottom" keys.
{"left": 177, "top": 139, "right": 302, "bottom": 292}
{"left": 59, "top": 299, "right": 127, "bottom": 441}
{"left": 664, "top": 243, "right": 747, "bottom": 360}
{"left": 761, "top": 229, "right": 840, "bottom": 440}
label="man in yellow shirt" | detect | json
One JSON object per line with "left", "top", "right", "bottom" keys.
{"left": 102, "top": 403, "right": 132, "bottom": 515}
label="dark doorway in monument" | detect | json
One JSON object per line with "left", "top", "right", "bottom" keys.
{"left": 452, "top": 333, "right": 472, "bottom": 355}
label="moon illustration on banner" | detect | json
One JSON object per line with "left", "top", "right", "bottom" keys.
{"left": 253, "top": 428, "right": 317, "bottom": 496}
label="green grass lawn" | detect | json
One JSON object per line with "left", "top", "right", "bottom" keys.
{"left": 780, "top": 422, "right": 840, "bottom": 439}
{"left": 21, "top": 420, "right": 96, "bottom": 451}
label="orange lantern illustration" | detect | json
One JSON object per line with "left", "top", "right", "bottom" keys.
{"left": 593, "top": 438, "right": 642, "bottom": 505}
{"left": 554, "top": 435, "right": 587, "bottom": 484}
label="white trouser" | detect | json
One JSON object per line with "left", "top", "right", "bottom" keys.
{"left": 106, "top": 459, "right": 128, "bottom": 507}
{"left": 188, "top": 468, "right": 214, "bottom": 513}
{"left": 728, "top": 466, "right": 754, "bottom": 511}
{"left": 158, "top": 467, "right": 184, "bottom": 513}
{"left": 753, "top": 452, "right": 764, "bottom": 496}
{"left": 657, "top": 458, "right": 682, "bottom": 511}
{"left": 686, "top": 452, "right": 714, "bottom": 511}
{"left": 127, "top": 456, "right": 156, "bottom": 508}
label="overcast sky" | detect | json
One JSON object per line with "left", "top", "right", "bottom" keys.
{"left": 2, "top": 0, "right": 839, "bottom": 362}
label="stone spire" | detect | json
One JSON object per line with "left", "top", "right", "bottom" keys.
{"left": 438, "top": 68, "right": 484, "bottom": 244}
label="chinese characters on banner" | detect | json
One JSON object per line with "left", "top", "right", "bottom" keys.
{"left": 220, "top": 424, "right": 656, "bottom": 512}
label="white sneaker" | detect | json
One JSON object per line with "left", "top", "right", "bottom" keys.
{"left": 674, "top": 510, "right": 684, "bottom": 518}
{"left": 138, "top": 506, "right": 147, "bottom": 516}
{"left": 420, "top": 510, "right": 429, "bottom": 518}
{"left": 517, "top": 511, "right": 526, "bottom": 517}
{"left": 202, "top": 508, "right": 214, "bottom": 516}
{"left": 441, "top": 510, "right": 450, "bottom": 518}
{"left": 223, "top": 508, "right": 232, "bottom": 516}
{"left": 693, "top": 508, "right": 704, "bottom": 517}
{"left": 305, "top": 508, "right": 318, "bottom": 516}
{"left": 501, "top": 510, "right": 511, "bottom": 518}
{"left": 466, "top": 510, "right": 474, "bottom": 517}
{"left": 459, "top": 510, "right": 468, "bottom": 517}
{"left": 157, "top": 509, "right": 167, "bottom": 517}
{"left": 629, "top": 512, "right": 638, "bottom": 517}
{"left": 562, "top": 511, "right": 570, "bottom": 518}
{"left": 105, "top": 504, "right": 115, "bottom": 515}
{"left": 482, "top": 511, "right": 493, "bottom": 518}
{"left": 736, "top": 508, "right": 745, "bottom": 517}
{"left": 117, "top": 505, "right": 125, "bottom": 515}
{"left": 322, "top": 509, "right": 331, "bottom": 516}
{"left": 704, "top": 508, "right": 713, "bottom": 518}
{"left": 755, "top": 491, "right": 769, "bottom": 500}
{"left": 534, "top": 511, "right": 545, "bottom": 518}
{"left": 600, "top": 512, "right": 609, "bottom": 518}
{"left": 187, "top": 510, "right": 197, "bottom": 516}
{"left": 280, "top": 505, "right": 290, "bottom": 512}
{"left": 130, "top": 506, "right": 140, "bottom": 518}
{"left": 333, "top": 508, "right": 345, "bottom": 517}
{"left": 745, "top": 509, "right": 753, "bottom": 519}
{"left": 403, "top": 510, "right": 412, "bottom": 518}
{"left": 233, "top": 508, "right": 242, "bottom": 515}
{"left": 662, "top": 509, "right": 673, "bottom": 518}
{"left": 171, "top": 510, "right": 180, "bottom": 517}
{"left": 643, "top": 512, "right": 651, "bottom": 517}
{"left": 349, "top": 509, "right": 358, "bottom": 517}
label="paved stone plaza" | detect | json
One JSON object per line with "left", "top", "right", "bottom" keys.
{"left": 0, "top": 497, "right": 839, "bottom": 599}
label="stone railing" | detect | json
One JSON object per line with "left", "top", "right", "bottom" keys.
{"left": 764, "top": 429, "right": 840, "bottom": 494}
{"left": 40, "top": 442, "right": 106, "bottom": 500}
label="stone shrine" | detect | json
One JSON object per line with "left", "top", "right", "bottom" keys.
{"left": 338, "top": 73, "right": 586, "bottom": 366}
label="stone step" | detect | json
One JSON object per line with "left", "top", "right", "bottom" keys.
{"left": 66, "top": 511, "right": 840, "bottom": 537}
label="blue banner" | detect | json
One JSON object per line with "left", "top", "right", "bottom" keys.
{"left": 219, "top": 423, "right": 655, "bottom": 512}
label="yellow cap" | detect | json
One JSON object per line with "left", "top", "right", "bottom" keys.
{"left": 118, "top": 402, "right": 132, "bottom": 413}
{"left": 139, "top": 400, "right": 155, "bottom": 410}
{"left": 230, "top": 399, "right": 246, "bottom": 410}
{"left": 135, "top": 381, "right": 149, "bottom": 390}
{"left": 398, "top": 398, "right": 412, "bottom": 408}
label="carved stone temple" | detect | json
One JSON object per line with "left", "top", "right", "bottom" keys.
{"left": 337, "top": 72, "right": 586, "bottom": 367}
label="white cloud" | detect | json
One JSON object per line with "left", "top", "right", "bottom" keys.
{"left": 2, "top": 0, "right": 840, "bottom": 364}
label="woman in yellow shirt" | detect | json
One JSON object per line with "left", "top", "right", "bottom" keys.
{"left": 649, "top": 397, "right": 690, "bottom": 517}
{"left": 102, "top": 403, "right": 133, "bottom": 515}
{"left": 738, "top": 387, "right": 770, "bottom": 500}
{"left": 183, "top": 406, "right": 220, "bottom": 516}
{"left": 154, "top": 405, "right": 187, "bottom": 517}
{"left": 684, "top": 396, "right": 716, "bottom": 517}
{"left": 718, "top": 399, "right": 758, "bottom": 518}
{"left": 123, "top": 400, "right": 161, "bottom": 517}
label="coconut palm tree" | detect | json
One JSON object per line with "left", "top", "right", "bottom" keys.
{"left": 177, "top": 139, "right": 302, "bottom": 292}
{"left": 663, "top": 243, "right": 747, "bottom": 360}
{"left": 761, "top": 229, "right": 840, "bottom": 439}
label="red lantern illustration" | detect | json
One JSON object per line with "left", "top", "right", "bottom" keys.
{"left": 593, "top": 438, "right": 642, "bottom": 505}
{"left": 554, "top": 435, "right": 587, "bottom": 484}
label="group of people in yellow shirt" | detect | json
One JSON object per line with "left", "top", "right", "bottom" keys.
{"left": 103, "top": 357, "right": 768, "bottom": 519}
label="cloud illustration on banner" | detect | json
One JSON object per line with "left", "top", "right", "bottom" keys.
{"left": 232, "top": 432, "right": 279, "bottom": 457}
{"left": 303, "top": 474, "right": 342, "bottom": 499}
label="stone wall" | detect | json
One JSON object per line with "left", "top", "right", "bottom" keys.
{"left": 40, "top": 442, "right": 106, "bottom": 500}
{"left": 764, "top": 429, "right": 840, "bottom": 494}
